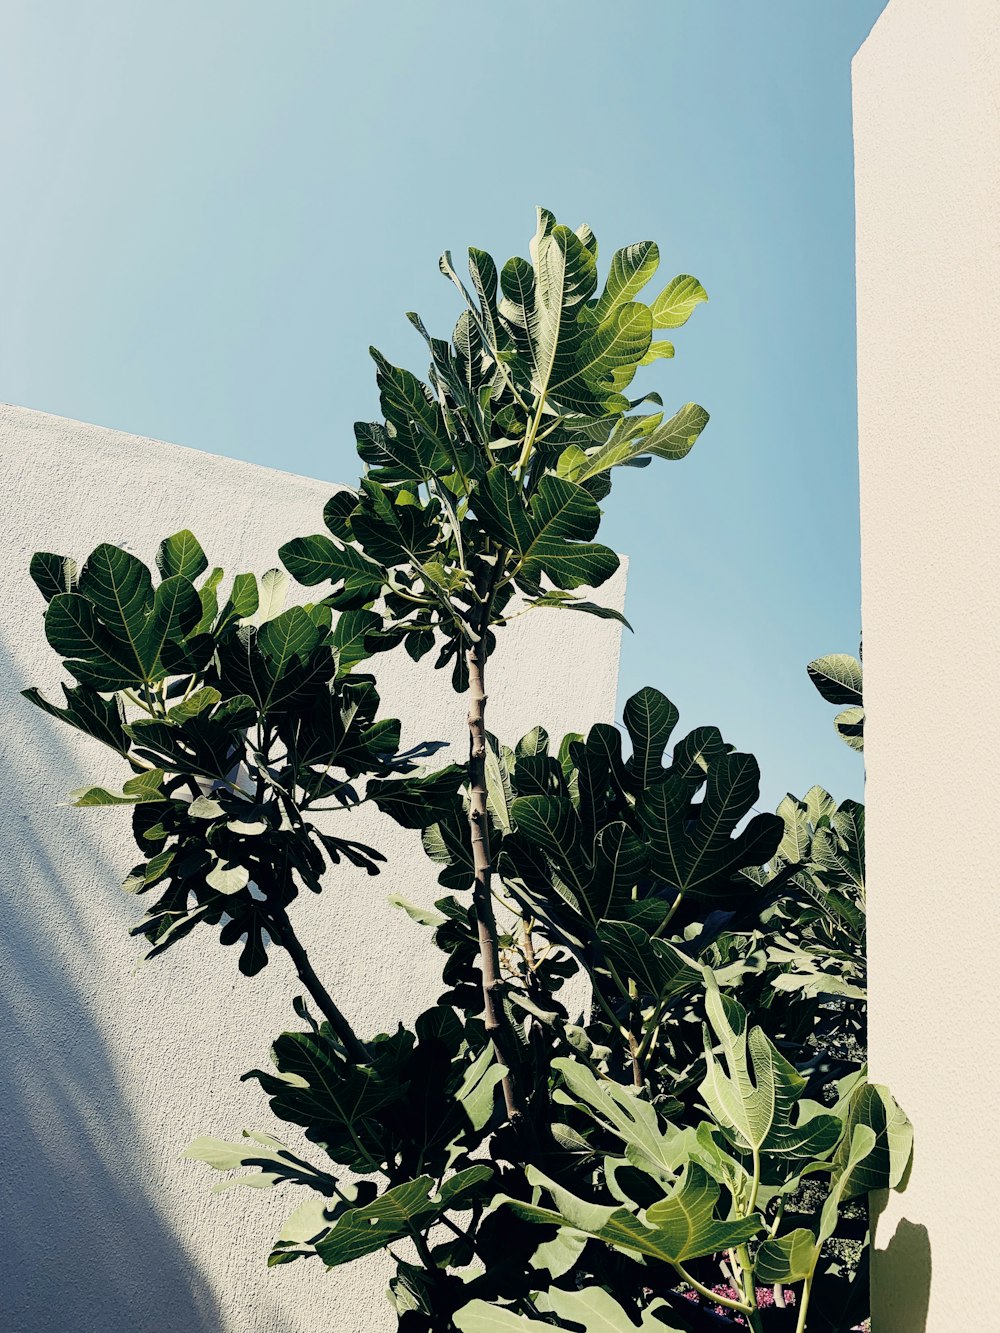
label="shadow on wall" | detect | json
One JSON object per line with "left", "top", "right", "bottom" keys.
{"left": 871, "top": 1196, "right": 932, "bottom": 1332}
{"left": 0, "top": 635, "right": 221, "bottom": 1333}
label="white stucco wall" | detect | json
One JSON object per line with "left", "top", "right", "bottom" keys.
{"left": 854, "top": 2, "right": 1000, "bottom": 1328}
{"left": 0, "top": 403, "right": 625, "bottom": 1333}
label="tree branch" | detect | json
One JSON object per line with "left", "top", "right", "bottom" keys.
{"left": 269, "top": 906, "right": 368, "bottom": 1064}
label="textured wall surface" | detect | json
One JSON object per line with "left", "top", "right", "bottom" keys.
{"left": 854, "top": 2, "right": 1000, "bottom": 1328}
{"left": 0, "top": 403, "right": 625, "bottom": 1333}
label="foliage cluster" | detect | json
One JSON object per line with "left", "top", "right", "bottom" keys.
{"left": 26, "top": 210, "right": 906, "bottom": 1333}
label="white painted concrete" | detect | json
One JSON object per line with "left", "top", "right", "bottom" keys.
{"left": 0, "top": 403, "right": 625, "bottom": 1333}
{"left": 854, "top": 2, "right": 1000, "bottom": 1327}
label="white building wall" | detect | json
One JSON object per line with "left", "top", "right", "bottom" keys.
{"left": 854, "top": 2, "right": 1000, "bottom": 1327}
{"left": 0, "top": 403, "right": 625, "bottom": 1333}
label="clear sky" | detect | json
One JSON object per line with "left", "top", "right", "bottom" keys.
{"left": 2, "top": 0, "right": 887, "bottom": 811}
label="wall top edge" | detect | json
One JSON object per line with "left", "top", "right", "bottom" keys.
{"left": 851, "top": 0, "right": 895, "bottom": 69}
{"left": 0, "top": 400, "right": 345, "bottom": 498}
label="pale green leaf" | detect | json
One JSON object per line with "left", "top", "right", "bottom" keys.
{"left": 591, "top": 241, "right": 659, "bottom": 325}
{"left": 650, "top": 275, "right": 708, "bottom": 329}
{"left": 755, "top": 1227, "right": 818, "bottom": 1283}
{"left": 807, "top": 655, "right": 863, "bottom": 706}
{"left": 315, "top": 1167, "right": 492, "bottom": 1268}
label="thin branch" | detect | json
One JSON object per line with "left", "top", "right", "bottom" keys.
{"left": 269, "top": 905, "right": 368, "bottom": 1065}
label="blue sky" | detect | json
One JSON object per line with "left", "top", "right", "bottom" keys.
{"left": 2, "top": 1, "right": 887, "bottom": 810}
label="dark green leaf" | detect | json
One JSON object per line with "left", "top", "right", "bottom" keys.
{"left": 22, "top": 683, "right": 129, "bottom": 754}
{"left": 623, "top": 686, "right": 678, "bottom": 787}
{"left": 156, "top": 530, "right": 208, "bottom": 582}
{"left": 315, "top": 1167, "right": 493, "bottom": 1268}
{"left": 30, "top": 551, "right": 78, "bottom": 601}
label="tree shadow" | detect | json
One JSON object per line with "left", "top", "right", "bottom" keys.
{"left": 0, "top": 636, "right": 221, "bottom": 1333}
{"left": 870, "top": 1202, "right": 932, "bottom": 1332}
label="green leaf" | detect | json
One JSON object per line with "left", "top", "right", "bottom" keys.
{"left": 137, "top": 575, "right": 202, "bottom": 675}
{"left": 30, "top": 551, "right": 78, "bottom": 601}
{"left": 819, "top": 1124, "right": 877, "bottom": 1246}
{"left": 70, "top": 769, "right": 166, "bottom": 806}
{"left": 194, "top": 566, "right": 224, "bottom": 631}
{"left": 623, "top": 686, "right": 679, "bottom": 786}
{"left": 525, "top": 220, "right": 598, "bottom": 403}
{"left": 156, "top": 530, "right": 208, "bottom": 582}
{"left": 755, "top": 1227, "right": 818, "bottom": 1284}
{"left": 188, "top": 795, "right": 224, "bottom": 819}
{"left": 167, "top": 686, "right": 222, "bottom": 722}
{"left": 456, "top": 1287, "right": 681, "bottom": 1332}
{"left": 279, "top": 534, "right": 346, "bottom": 587}
{"left": 22, "top": 683, "right": 129, "bottom": 754}
{"left": 254, "top": 568, "right": 289, "bottom": 624}
{"left": 699, "top": 973, "right": 842, "bottom": 1162}
{"left": 251, "top": 607, "right": 323, "bottom": 709}
{"left": 524, "top": 476, "right": 619, "bottom": 591}
{"left": 835, "top": 705, "right": 866, "bottom": 751}
{"left": 387, "top": 895, "right": 448, "bottom": 929}
{"left": 811, "top": 798, "right": 865, "bottom": 896}
{"left": 501, "top": 1162, "right": 761, "bottom": 1265}
{"left": 249, "top": 1028, "right": 401, "bottom": 1163}
{"left": 639, "top": 401, "right": 710, "bottom": 461}
{"left": 46, "top": 544, "right": 201, "bottom": 685}
{"left": 206, "top": 858, "right": 250, "bottom": 894}
{"left": 369, "top": 349, "right": 453, "bottom": 477}
{"left": 422, "top": 812, "right": 477, "bottom": 891}
{"left": 323, "top": 489, "right": 358, "bottom": 539}
{"left": 368, "top": 765, "right": 465, "bottom": 829}
{"left": 470, "top": 466, "right": 533, "bottom": 552}
{"left": 484, "top": 735, "right": 515, "bottom": 832}
{"left": 509, "top": 792, "right": 648, "bottom": 928}
{"left": 775, "top": 792, "right": 812, "bottom": 865}
{"left": 528, "top": 591, "right": 633, "bottom": 629}
{"left": 219, "top": 572, "right": 259, "bottom": 626}
{"left": 807, "top": 654, "right": 863, "bottom": 706}
{"left": 642, "top": 1161, "right": 760, "bottom": 1256}
{"left": 279, "top": 535, "right": 384, "bottom": 607}
{"left": 543, "top": 1288, "right": 681, "bottom": 1333}
{"left": 552, "top": 1057, "right": 685, "bottom": 1179}
{"left": 591, "top": 241, "right": 660, "bottom": 325}
{"left": 833, "top": 1080, "right": 912, "bottom": 1197}
{"left": 637, "top": 752, "right": 783, "bottom": 901}
{"left": 554, "top": 302, "right": 653, "bottom": 410}
{"left": 183, "top": 1128, "right": 336, "bottom": 1194}
{"left": 314, "top": 1167, "right": 492, "bottom": 1268}
{"left": 516, "top": 726, "right": 549, "bottom": 758}
{"left": 472, "top": 469, "right": 620, "bottom": 592}
{"left": 351, "top": 479, "right": 439, "bottom": 569}
{"left": 597, "top": 921, "right": 701, "bottom": 1002}
{"left": 668, "top": 725, "right": 729, "bottom": 781}
{"left": 650, "top": 275, "right": 708, "bottom": 329}
{"left": 45, "top": 592, "right": 144, "bottom": 690}
{"left": 77, "top": 543, "right": 153, "bottom": 672}
{"left": 569, "top": 402, "right": 709, "bottom": 480}
{"left": 455, "top": 1044, "right": 507, "bottom": 1132}
{"left": 639, "top": 340, "right": 675, "bottom": 365}
{"left": 332, "top": 609, "right": 381, "bottom": 674}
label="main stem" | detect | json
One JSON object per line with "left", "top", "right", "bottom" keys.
{"left": 270, "top": 908, "right": 368, "bottom": 1064}
{"left": 794, "top": 1275, "right": 813, "bottom": 1333}
{"left": 627, "top": 979, "right": 643, "bottom": 1089}
{"left": 466, "top": 631, "right": 523, "bottom": 1125}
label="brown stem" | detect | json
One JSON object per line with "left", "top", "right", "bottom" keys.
{"left": 270, "top": 907, "right": 368, "bottom": 1064}
{"left": 627, "top": 981, "right": 643, "bottom": 1088}
{"left": 466, "top": 630, "right": 524, "bottom": 1125}
{"left": 628, "top": 1030, "right": 643, "bottom": 1089}
{"left": 522, "top": 918, "right": 537, "bottom": 971}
